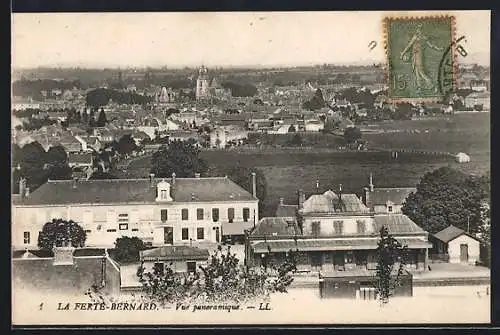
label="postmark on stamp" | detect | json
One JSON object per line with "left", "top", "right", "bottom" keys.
{"left": 384, "top": 15, "right": 457, "bottom": 103}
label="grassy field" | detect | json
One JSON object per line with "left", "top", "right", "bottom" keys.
{"left": 121, "top": 113, "right": 490, "bottom": 217}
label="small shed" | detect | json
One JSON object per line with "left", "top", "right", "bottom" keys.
{"left": 455, "top": 152, "right": 471, "bottom": 163}
{"left": 433, "top": 225, "right": 480, "bottom": 265}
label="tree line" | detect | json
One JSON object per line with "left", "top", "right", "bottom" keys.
{"left": 86, "top": 88, "right": 153, "bottom": 107}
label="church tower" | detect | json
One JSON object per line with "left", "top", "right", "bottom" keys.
{"left": 196, "top": 66, "right": 210, "bottom": 100}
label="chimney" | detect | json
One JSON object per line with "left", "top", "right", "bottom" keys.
{"left": 369, "top": 173, "right": 374, "bottom": 192}
{"left": 149, "top": 173, "right": 155, "bottom": 186}
{"left": 315, "top": 179, "right": 320, "bottom": 193}
{"left": 52, "top": 245, "right": 75, "bottom": 266}
{"left": 298, "top": 189, "right": 305, "bottom": 209}
{"left": 171, "top": 172, "right": 176, "bottom": 185}
{"left": 338, "top": 184, "right": 343, "bottom": 202}
{"left": 251, "top": 172, "right": 257, "bottom": 199}
{"left": 279, "top": 197, "right": 284, "bottom": 205}
{"left": 25, "top": 187, "right": 30, "bottom": 198}
{"left": 19, "top": 178, "right": 26, "bottom": 198}
{"left": 194, "top": 173, "right": 201, "bottom": 178}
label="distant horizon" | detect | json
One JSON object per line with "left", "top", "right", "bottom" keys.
{"left": 12, "top": 11, "right": 490, "bottom": 69}
{"left": 11, "top": 55, "right": 489, "bottom": 73}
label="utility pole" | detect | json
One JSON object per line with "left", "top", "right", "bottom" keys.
{"left": 467, "top": 215, "right": 470, "bottom": 234}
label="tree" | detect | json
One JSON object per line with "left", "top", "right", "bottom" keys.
{"left": 38, "top": 219, "right": 86, "bottom": 250}
{"left": 114, "top": 134, "right": 138, "bottom": 156}
{"left": 402, "top": 167, "right": 489, "bottom": 235}
{"left": 113, "top": 236, "right": 147, "bottom": 264}
{"left": 137, "top": 245, "right": 297, "bottom": 305}
{"left": 46, "top": 145, "right": 68, "bottom": 166}
{"left": 47, "top": 164, "right": 72, "bottom": 180}
{"left": 374, "top": 226, "right": 408, "bottom": 305}
{"left": 150, "top": 140, "right": 208, "bottom": 178}
{"left": 343, "top": 127, "right": 362, "bottom": 144}
{"left": 96, "top": 108, "right": 108, "bottom": 127}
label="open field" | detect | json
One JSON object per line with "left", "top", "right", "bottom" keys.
{"left": 120, "top": 113, "right": 489, "bottom": 217}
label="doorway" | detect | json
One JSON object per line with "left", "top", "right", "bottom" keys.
{"left": 460, "top": 243, "right": 469, "bottom": 263}
{"left": 164, "top": 227, "right": 173, "bottom": 244}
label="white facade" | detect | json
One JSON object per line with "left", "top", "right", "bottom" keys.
{"left": 302, "top": 215, "right": 376, "bottom": 236}
{"left": 447, "top": 234, "right": 480, "bottom": 265}
{"left": 13, "top": 200, "right": 258, "bottom": 249}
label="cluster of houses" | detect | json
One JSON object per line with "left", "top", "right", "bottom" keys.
{"left": 12, "top": 171, "right": 482, "bottom": 297}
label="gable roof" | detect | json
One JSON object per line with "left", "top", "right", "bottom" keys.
{"left": 302, "top": 191, "right": 370, "bottom": 214}
{"left": 368, "top": 187, "right": 416, "bottom": 207}
{"left": 15, "top": 177, "right": 256, "bottom": 206}
{"left": 140, "top": 246, "right": 209, "bottom": 261}
{"left": 251, "top": 217, "right": 300, "bottom": 237}
{"left": 374, "top": 214, "right": 426, "bottom": 234}
{"left": 433, "top": 225, "right": 478, "bottom": 243}
{"left": 68, "top": 152, "right": 93, "bottom": 165}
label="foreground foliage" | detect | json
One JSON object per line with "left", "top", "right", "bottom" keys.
{"left": 137, "top": 246, "right": 297, "bottom": 305}
{"left": 374, "top": 226, "right": 408, "bottom": 305}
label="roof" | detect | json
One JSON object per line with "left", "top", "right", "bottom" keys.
{"left": 15, "top": 177, "right": 256, "bottom": 206}
{"left": 302, "top": 191, "right": 370, "bottom": 214}
{"left": 368, "top": 187, "right": 416, "bottom": 207}
{"left": 374, "top": 214, "right": 426, "bottom": 234}
{"left": 433, "top": 225, "right": 478, "bottom": 243}
{"left": 68, "top": 152, "right": 93, "bottom": 164}
{"left": 140, "top": 246, "right": 209, "bottom": 261}
{"left": 275, "top": 204, "right": 298, "bottom": 218}
{"left": 251, "top": 217, "right": 300, "bottom": 237}
{"left": 222, "top": 221, "right": 254, "bottom": 236}
{"left": 251, "top": 237, "right": 431, "bottom": 253}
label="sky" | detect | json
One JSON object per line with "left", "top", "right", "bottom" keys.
{"left": 12, "top": 11, "right": 491, "bottom": 69}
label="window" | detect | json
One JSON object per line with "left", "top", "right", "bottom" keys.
{"left": 187, "top": 261, "right": 196, "bottom": 273}
{"left": 333, "top": 221, "right": 344, "bottom": 235}
{"left": 182, "top": 228, "right": 189, "bottom": 240}
{"left": 228, "top": 208, "right": 235, "bottom": 223}
{"left": 161, "top": 209, "right": 168, "bottom": 222}
{"left": 85, "top": 229, "right": 92, "bottom": 234}
{"left": 23, "top": 232, "right": 30, "bottom": 244}
{"left": 131, "top": 228, "right": 139, "bottom": 232}
{"left": 388, "top": 206, "right": 393, "bottom": 212}
{"left": 182, "top": 209, "right": 189, "bottom": 220}
{"left": 311, "top": 221, "right": 321, "bottom": 236}
{"left": 118, "top": 213, "right": 129, "bottom": 224}
{"left": 197, "top": 208, "right": 204, "bottom": 220}
{"left": 197, "top": 227, "right": 204, "bottom": 240}
{"left": 153, "top": 262, "right": 164, "bottom": 276}
{"left": 243, "top": 208, "right": 250, "bottom": 222}
{"left": 107, "top": 229, "right": 117, "bottom": 232}
{"left": 160, "top": 189, "right": 167, "bottom": 200}
{"left": 357, "top": 220, "right": 366, "bottom": 234}
{"left": 212, "top": 208, "right": 219, "bottom": 222}
{"left": 119, "top": 223, "right": 129, "bottom": 230}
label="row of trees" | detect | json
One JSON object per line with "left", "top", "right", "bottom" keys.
{"left": 12, "top": 79, "right": 81, "bottom": 100}
{"left": 221, "top": 81, "right": 258, "bottom": 97}
{"left": 86, "top": 88, "right": 152, "bottom": 107}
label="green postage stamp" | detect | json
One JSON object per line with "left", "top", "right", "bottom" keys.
{"left": 385, "top": 15, "right": 456, "bottom": 102}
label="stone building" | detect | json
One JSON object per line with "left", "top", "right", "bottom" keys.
{"left": 13, "top": 174, "right": 259, "bottom": 249}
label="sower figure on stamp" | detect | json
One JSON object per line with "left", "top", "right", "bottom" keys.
{"left": 400, "top": 24, "right": 443, "bottom": 93}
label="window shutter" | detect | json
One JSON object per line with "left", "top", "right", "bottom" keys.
{"left": 106, "top": 210, "right": 116, "bottom": 230}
